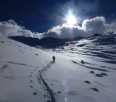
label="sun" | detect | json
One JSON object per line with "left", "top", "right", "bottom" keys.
{"left": 65, "top": 11, "right": 77, "bottom": 27}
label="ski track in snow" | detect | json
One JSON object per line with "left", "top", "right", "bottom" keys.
{"left": 38, "top": 62, "right": 56, "bottom": 102}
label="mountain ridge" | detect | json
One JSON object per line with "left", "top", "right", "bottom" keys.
{"left": 9, "top": 33, "right": 116, "bottom": 48}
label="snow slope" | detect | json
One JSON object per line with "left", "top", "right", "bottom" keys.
{"left": 0, "top": 36, "right": 54, "bottom": 102}
{"left": 0, "top": 35, "right": 116, "bottom": 102}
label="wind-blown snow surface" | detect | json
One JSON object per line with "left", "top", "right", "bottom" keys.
{"left": 0, "top": 36, "right": 116, "bottom": 102}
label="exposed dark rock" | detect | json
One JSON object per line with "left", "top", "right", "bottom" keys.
{"left": 81, "top": 60, "right": 85, "bottom": 64}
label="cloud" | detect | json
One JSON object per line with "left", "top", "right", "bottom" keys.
{"left": 82, "top": 16, "right": 106, "bottom": 34}
{"left": 82, "top": 16, "right": 116, "bottom": 35}
{"left": 43, "top": 24, "right": 88, "bottom": 38}
{"left": 0, "top": 20, "right": 36, "bottom": 37}
{"left": 0, "top": 16, "right": 116, "bottom": 39}
{"left": 43, "top": 16, "right": 116, "bottom": 39}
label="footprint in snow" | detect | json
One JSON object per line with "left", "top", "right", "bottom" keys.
{"left": 29, "top": 86, "right": 33, "bottom": 88}
{"left": 90, "top": 71, "right": 95, "bottom": 74}
{"left": 33, "top": 92, "right": 37, "bottom": 96}
{"left": 101, "top": 73, "right": 108, "bottom": 76}
{"left": 1, "top": 41, "right": 4, "bottom": 43}
{"left": 1, "top": 64, "right": 9, "bottom": 72}
{"left": 95, "top": 73, "right": 108, "bottom": 77}
{"left": 30, "top": 80, "right": 33, "bottom": 82}
{"left": 84, "top": 80, "right": 91, "bottom": 84}
{"left": 95, "top": 74, "right": 103, "bottom": 77}
{"left": 91, "top": 88, "right": 99, "bottom": 92}
{"left": 43, "top": 94, "right": 46, "bottom": 97}
{"left": 57, "top": 91, "right": 61, "bottom": 94}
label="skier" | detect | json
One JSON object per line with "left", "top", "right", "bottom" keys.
{"left": 52, "top": 56, "right": 55, "bottom": 63}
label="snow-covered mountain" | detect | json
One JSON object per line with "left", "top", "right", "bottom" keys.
{"left": 9, "top": 33, "right": 116, "bottom": 48}
{"left": 0, "top": 35, "right": 116, "bottom": 102}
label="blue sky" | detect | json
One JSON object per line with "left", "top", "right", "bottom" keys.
{"left": 0, "top": 0, "right": 116, "bottom": 32}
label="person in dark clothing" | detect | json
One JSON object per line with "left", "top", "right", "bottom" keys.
{"left": 52, "top": 56, "right": 55, "bottom": 63}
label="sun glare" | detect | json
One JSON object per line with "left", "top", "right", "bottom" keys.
{"left": 66, "top": 11, "right": 77, "bottom": 27}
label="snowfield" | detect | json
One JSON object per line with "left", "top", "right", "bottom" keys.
{"left": 0, "top": 35, "right": 116, "bottom": 102}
